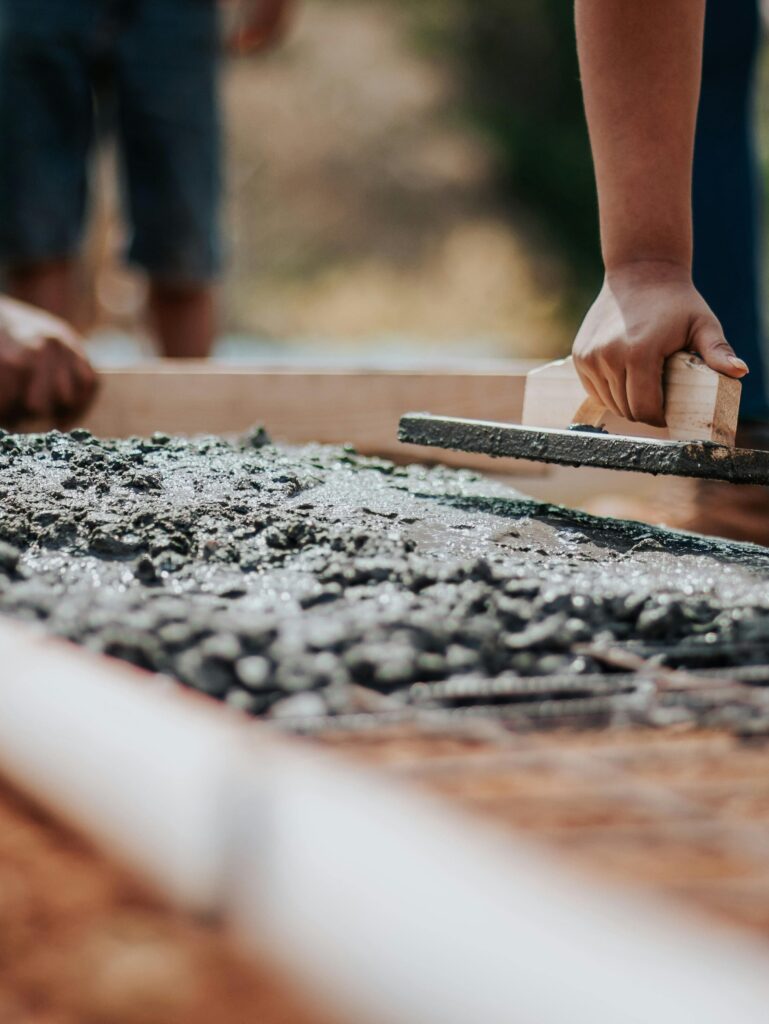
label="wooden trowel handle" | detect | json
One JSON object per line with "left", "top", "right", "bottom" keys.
{"left": 571, "top": 397, "right": 607, "bottom": 429}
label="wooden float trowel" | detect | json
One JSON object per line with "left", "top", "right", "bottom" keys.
{"left": 399, "top": 352, "right": 769, "bottom": 485}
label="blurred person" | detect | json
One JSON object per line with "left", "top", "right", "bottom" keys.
{"left": 573, "top": 0, "right": 769, "bottom": 542}
{"left": 0, "top": 295, "right": 96, "bottom": 424}
{"left": 693, "top": 0, "right": 765, "bottom": 425}
{"left": 0, "top": 0, "right": 293, "bottom": 359}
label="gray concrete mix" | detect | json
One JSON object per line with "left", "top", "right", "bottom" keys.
{"left": 2, "top": 428, "right": 769, "bottom": 731}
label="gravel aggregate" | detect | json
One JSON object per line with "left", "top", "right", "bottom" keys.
{"left": 3, "top": 428, "right": 769, "bottom": 730}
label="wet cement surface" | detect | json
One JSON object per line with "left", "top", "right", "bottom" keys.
{"left": 3, "top": 428, "right": 769, "bottom": 730}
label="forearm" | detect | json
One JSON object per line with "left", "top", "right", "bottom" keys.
{"left": 575, "top": 0, "right": 706, "bottom": 272}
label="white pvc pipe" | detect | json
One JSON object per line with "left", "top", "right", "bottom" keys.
{"left": 231, "top": 745, "right": 769, "bottom": 1024}
{"left": 4, "top": 619, "right": 769, "bottom": 1024}
{"left": 0, "top": 621, "right": 243, "bottom": 910}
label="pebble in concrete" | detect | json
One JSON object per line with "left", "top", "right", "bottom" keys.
{"left": 1, "top": 428, "right": 769, "bottom": 728}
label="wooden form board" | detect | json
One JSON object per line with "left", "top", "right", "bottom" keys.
{"left": 23, "top": 361, "right": 547, "bottom": 476}
{"left": 522, "top": 352, "right": 741, "bottom": 446}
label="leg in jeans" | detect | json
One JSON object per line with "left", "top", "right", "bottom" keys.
{"left": 115, "top": 0, "right": 222, "bottom": 357}
{"left": 675, "top": 0, "right": 769, "bottom": 544}
{"left": 693, "top": 0, "right": 766, "bottom": 421}
{"left": 0, "top": 0, "right": 95, "bottom": 323}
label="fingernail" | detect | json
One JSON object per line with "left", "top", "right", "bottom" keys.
{"left": 728, "top": 356, "right": 749, "bottom": 373}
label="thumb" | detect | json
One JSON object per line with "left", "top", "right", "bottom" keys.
{"left": 689, "top": 318, "right": 749, "bottom": 379}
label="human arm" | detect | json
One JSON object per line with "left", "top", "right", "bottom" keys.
{"left": 0, "top": 297, "right": 97, "bottom": 426}
{"left": 573, "top": 0, "right": 747, "bottom": 426}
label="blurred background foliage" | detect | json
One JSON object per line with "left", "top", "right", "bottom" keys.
{"left": 460, "top": 0, "right": 601, "bottom": 302}
{"left": 91, "top": 0, "right": 601, "bottom": 361}
{"left": 412, "top": 0, "right": 601, "bottom": 303}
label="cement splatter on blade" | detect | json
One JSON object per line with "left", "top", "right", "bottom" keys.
{"left": 399, "top": 414, "right": 769, "bottom": 484}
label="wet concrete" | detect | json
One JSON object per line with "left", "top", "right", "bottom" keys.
{"left": 399, "top": 414, "right": 769, "bottom": 484}
{"left": 3, "top": 428, "right": 769, "bottom": 729}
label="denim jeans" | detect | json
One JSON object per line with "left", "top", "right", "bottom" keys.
{"left": 694, "top": 0, "right": 767, "bottom": 419}
{"left": 0, "top": 0, "right": 221, "bottom": 283}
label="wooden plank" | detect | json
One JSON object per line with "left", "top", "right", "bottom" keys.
{"left": 522, "top": 352, "right": 741, "bottom": 446}
{"left": 22, "top": 361, "right": 548, "bottom": 475}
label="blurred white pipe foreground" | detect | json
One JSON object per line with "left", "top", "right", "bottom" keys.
{"left": 2, "top": 618, "right": 769, "bottom": 1024}
{"left": 0, "top": 619, "right": 237, "bottom": 908}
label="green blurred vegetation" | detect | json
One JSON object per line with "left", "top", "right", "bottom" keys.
{"left": 459, "top": 2, "right": 601, "bottom": 290}
{"left": 404, "top": 0, "right": 602, "bottom": 314}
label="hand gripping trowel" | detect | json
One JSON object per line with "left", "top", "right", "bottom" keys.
{"left": 399, "top": 352, "right": 769, "bottom": 485}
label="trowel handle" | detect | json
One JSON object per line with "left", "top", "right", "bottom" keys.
{"left": 571, "top": 397, "right": 608, "bottom": 430}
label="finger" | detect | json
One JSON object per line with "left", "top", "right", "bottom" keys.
{"left": 573, "top": 358, "right": 598, "bottom": 401}
{"left": 52, "top": 345, "right": 97, "bottom": 425}
{"left": 689, "top": 319, "right": 748, "bottom": 378}
{"left": 0, "top": 364, "right": 26, "bottom": 425}
{"left": 52, "top": 346, "right": 76, "bottom": 412}
{"left": 574, "top": 361, "right": 610, "bottom": 413}
{"left": 584, "top": 362, "right": 624, "bottom": 420}
{"left": 72, "top": 351, "right": 98, "bottom": 410}
{"left": 0, "top": 333, "right": 29, "bottom": 372}
{"left": 626, "top": 357, "right": 666, "bottom": 427}
{"left": 604, "top": 366, "right": 632, "bottom": 421}
{"left": 23, "top": 340, "right": 57, "bottom": 419}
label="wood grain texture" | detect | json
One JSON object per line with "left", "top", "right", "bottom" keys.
{"left": 522, "top": 353, "right": 741, "bottom": 446}
{"left": 21, "top": 362, "right": 545, "bottom": 475}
